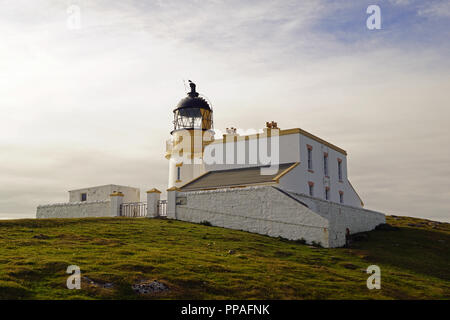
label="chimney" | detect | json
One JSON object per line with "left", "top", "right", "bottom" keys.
{"left": 264, "top": 121, "right": 279, "bottom": 134}
{"left": 223, "top": 127, "right": 239, "bottom": 140}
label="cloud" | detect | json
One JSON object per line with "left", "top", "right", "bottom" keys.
{"left": 418, "top": 1, "right": 450, "bottom": 18}
{"left": 389, "top": 0, "right": 411, "bottom": 5}
{"left": 0, "top": 0, "right": 449, "bottom": 222}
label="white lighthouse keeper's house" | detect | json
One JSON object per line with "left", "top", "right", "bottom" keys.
{"left": 164, "top": 82, "right": 385, "bottom": 247}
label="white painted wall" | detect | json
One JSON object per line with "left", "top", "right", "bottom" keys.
{"left": 36, "top": 200, "right": 112, "bottom": 219}
{"left": 284, "top": 191, "right": 385, "bottom": 247}
{"left": 69, "top": 185, "right": 140, "bottom": 203}
{"left": 168, "top": 158, "right": 207, "bottom": 189}
{"left": 278, "top": 136, "right": 362, "bottom": 208}
{"left": 203, "top": 132, "right": 301, "bottom": 171}
{"left": 167, "top": 129, "right": 213, "bottom": 188}
{"left": 175, "top": 186, "right": 330, "bottom": 246}
{"left": 167, "top": 189, "right": 177, "bottom": 219}
{"left": 173, "top": 186, "right": 385, "bottom": 248}
{"left": 201, "top": 131, "right": 363, "bottom": 208}
{"left": 297, "top": 134, "right": 362, "bottom": 207}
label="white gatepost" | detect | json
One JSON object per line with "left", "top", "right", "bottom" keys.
{"left": 110, "top": 192, "right": 124, "bottom": 217}
{"left": 166, "top": 187, "right": 178, "bottom": 219}
{"left": 146, "top": 188, "right": 161, "bottom": 218}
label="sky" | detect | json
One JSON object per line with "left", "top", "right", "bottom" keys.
{"left": 0, "top": 0, "right": 449, "bottom": 222}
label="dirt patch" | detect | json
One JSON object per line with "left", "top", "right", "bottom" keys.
{"left": 82, "top": 276, "right": 114, "bottom": 289}
{"left": 274, "top": 250, "right": 293, "bottom": 257}
{"left": 341, "top": 263, "right": 359, "bottom": 270}
{"left": 132, "top": 280, "right": 169, "bottom": 295}
{"left": 32, "top": 234, "right": 50, "bottom": 240}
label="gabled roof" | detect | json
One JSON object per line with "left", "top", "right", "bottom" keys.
{"left": 179, "top": 162, "right": 299, "bottom": 192}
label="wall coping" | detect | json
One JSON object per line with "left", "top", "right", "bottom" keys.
{"left": 177, "top": 185, "right": 268, "bottom": 195}
{"left": 146, "top": 188, "right": 162, "bottom": 194}
{"left": 110, "top": 192, "right": 124, "bottom": 197}
{"left": 286, "top": 190, "right": 385, "bottom": 217}
{"left": 37, "top": 200, "right": 110, "bottom": 208}
{"left": 178, "top": 185, "right": 385, "bottom": 217}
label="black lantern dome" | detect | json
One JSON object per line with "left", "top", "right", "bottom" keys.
{"left": 172, "top": 81, "right": 213, "bottom": 132}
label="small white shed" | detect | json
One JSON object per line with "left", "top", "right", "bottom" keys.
{"left": 69, "top": 184, "right": 140, "bottom": 203}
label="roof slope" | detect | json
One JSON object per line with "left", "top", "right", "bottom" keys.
{"left": 180, "top": 163, "right": 297, "bottom": 191}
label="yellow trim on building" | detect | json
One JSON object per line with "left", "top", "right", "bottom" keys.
{"left": 110, "top": 192, "right": 124, "bottom": 197}
{"left": 229, "top": 181, "right": 278, "bottom": 188}
{"left": 283, "top": 128, "right": 347, "bottom": 155}
{"left": 208, "top": 128, "right": 347, "bottom": 155}
{"left": 167, "top": 187, "right": 180, "bottom": 192}
{"left": 272, "top": 162, "right": 300, "bottom": 183}
{"left": 176, "top": 162, "right": 183, "bottom": 167}
{"left": 146, "top": 188, "right": 161, "bottom": 194}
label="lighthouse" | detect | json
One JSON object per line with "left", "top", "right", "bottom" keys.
{"left": 165, "top": 81, "right": 215, "bottom": 188}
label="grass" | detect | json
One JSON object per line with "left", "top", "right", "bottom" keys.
{"left": 0, "top": 215, "right": 448, "bottom": 299}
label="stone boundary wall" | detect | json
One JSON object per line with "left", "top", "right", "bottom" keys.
{"left": 285, "top": 190, "right": 386, "bottom": 247}
{"left": 175, "top": 186, "right": 385, "bottom": 248}
{"left": 36, "top": 200, "right": 112, "bottom": 219}
{"left": 176, "top": 186, "right": 330, "bottom": 247}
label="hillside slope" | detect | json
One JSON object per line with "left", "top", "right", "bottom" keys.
{"left": 0, "top": 215, "right": 448, "bottom": 299}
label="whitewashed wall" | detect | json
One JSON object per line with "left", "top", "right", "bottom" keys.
{"left": 284, "top": 191, "right": 385, "bottom": 247}
{"left": 176, "top": 186, "right": 330, "bottom": 246}
{"left": 298, "top": 134, "right": 362, "bottom": 208}
{"left": 167, "top": 130, "right": 214, "bottom": 189}
{"left": 69, "top": 185, "right": 140, "bottom": 203}
{"left": 36, "top": 200, "right": 112, "bottom": 219}
{"left": 174, "top": 186, "right": 385, "bottom": 248}
{"left": 204, "top": 131, "right": 301, "bottom": 171}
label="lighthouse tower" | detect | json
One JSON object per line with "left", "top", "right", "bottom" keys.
{"left": 165, "top": 81, "right": 215, "bottom": 188}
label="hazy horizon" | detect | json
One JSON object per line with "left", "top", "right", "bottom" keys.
{"left": 1, "top": 0, "right": 449, "bottom": 223}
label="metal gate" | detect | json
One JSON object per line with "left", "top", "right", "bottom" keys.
{"left": 120, "top": 202, "right": 147, "bottom": 217}
{"left": 157, "top": 200, "right": 167, "bottom": 217}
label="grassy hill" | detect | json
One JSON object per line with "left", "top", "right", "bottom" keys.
{"left": 0, "top": 215, "right": 448, "bottom": 299}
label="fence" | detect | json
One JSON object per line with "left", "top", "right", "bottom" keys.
{"left": 157, "top": 200, "right": 167, "bottom": 217}
{"left": 120, "top": 202, "right": 147, "bottom": 217}
{"left": 119, "top": 201, "right": 167, "bottom": 217}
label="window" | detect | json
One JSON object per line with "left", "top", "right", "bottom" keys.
{"left": 308, "top": 182, "right": 314, "bottom": 197}
{"left": 307, "top": 145, "right": 313, "bottom": 170}
{"left": 81, "top": 193, "right": 87, "bottom": 202}
{"left": 323, "top": 153, "right": 329, "bottom": 176}
{"left": 177, "top": 166, "right": 181, "bottom": 181}
{"left": 339, "top": 191, "right": 344, "bottom": 204}
{"left": 325, "top": 187, "right": 330, "bottom": 200}
{"left": 338, "top": 159, "right": 343, "bottom": 181}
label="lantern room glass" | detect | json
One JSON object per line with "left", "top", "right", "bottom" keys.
{"left": 173, "top": 108, "right": 213, "bottom": 131}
